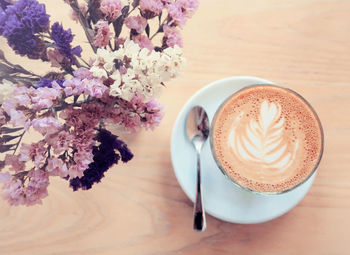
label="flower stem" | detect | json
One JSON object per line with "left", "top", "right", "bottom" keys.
{"left": 69, "top": 0, "right": 97, "bottom": 53}
{"left": 12, "top": 131, "right": 26, "bottom": 155}
{"left": 149, "top": 17, "right": 167, "bottom": 40}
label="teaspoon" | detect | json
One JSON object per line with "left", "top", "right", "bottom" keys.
{"left": 185, "top": 105, "right": 209, "bottom": 232}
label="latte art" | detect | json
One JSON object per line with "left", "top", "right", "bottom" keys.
{"left": 228, "top": 101, "right": 298, "bottom": 173}
{"left": 211, "top": 85, "right": 323, "bottom": 193}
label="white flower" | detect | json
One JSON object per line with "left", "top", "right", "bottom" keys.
{"left": 110, "top": 71, "right": 122, "bottom": 97}
{"left": 123, "top": 39, "right": 141, "bottom": 59}
{"left": 121, "top": 79, "right": 141, "bottom": 101}
{"left": 0, "top": 80, "right": 17, "bottom": 104}
{"left": 90, "top": 66, "right": 108, "bottom": 79}
{"left": 103, "top": 40, "right": 186, "bottom": 102}
{"left": 90, "top": 48, "right": 116, "bottom": 79}
{"left": 109, "top": 84, "right": 122, "bottom": 97}
{"left": 110, "top": 70, "right": 122, "bottom": 86}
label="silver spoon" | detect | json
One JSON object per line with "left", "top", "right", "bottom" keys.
{"left": 186, "top": 106, "right": 210, "bottom": 232}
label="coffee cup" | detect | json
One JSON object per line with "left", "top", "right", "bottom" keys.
{"left": 210, "top": 84, "right": 324, "bottom": 194}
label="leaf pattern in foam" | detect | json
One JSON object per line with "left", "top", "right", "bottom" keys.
{"left": 228, "top": 101, "right": 299, "bottom": 172}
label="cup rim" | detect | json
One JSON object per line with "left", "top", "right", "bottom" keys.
{"left": 209, "top": 83, "right": 324, "bottom": 195}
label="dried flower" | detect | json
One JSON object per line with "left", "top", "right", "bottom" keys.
{"left": 0, "top": 0, "right": 198, "bottom": 207}
{"left": 139, "top": 0, "right": 163, "bottom": 19}
{"left": 125, "top": 15, "right": 148, "bottom": 34}
{"left": 51, "top": 22, "right": 82, "bottom": 65}
{"left": 70, "top": 129, "right": 133, "bottom": 191}
{"left": 100, "top": 0, "right": 124, "bottom": 22}
{"left": 0, "top": 0, "right": 50, "bottom": 58}
{"left": 94, "top": 20, "right": 113, "bottom": 48}
{"left": 163, "top": 25, "right": 183, "bottom": 47}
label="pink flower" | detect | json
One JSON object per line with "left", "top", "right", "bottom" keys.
{"left": 144, "top": 97, "right": 164, "bottom": 130}
{"left": 46, "top": 130, "right": 74, "bottom": 154}
{"left": 139, "top": 0, "right": 163, "bottom": 18}
{"left": 69, "top": 149, "right": 94, "bottom": 178}
{"left": 68, "top": 165, "right": 83, "bottom": 178}
{"left": 63, "top": 77, "right": 85, "bottom": 96}
{"left": 82, "top": 78, "right": 108, "bottom": 98}
{"left": 75, "top": 150, "right": 94, "bottom": 168}
{"left": 72, "top": 128, "right": 96, "bottom": 151}
{"left": 123, "top": 114, "right": 143, "bottom": 133}
{"left": 100, "top": 0, "right": 123, "bottom": 22}
{"left": 0, "top": 172, "right": 12, "bottom": 183}
{"left": 74, "top": 67, "right": 94, "bottom": 79}
{"left": 9, "top": 109, "right": 29, "bottom": 128}
{"left": 61, "top": 103, "right": 103, "bottom": 130}
{"left": 124, "top": 16, "right": 148, "bottom": 34}
{"left": 4, "top": 154, "right": 25, "bottom": 172}
{"left": 166, "top": 0, "right": 199, "bottom": 28}
{"left": 65, "top": 69, "right": 107, "bottom": 98}
{"left": 19, "top": 141, "right": 46, "bottom": 167}
{"left": 115, "top": 37, "right": 126, "bottom": 49}
{"left": 0, "top": 172, "right": 25, "bottom": 206}
{"left": 106, "top": 95, "right": 163, "bottom": 133}
{"left": 180, "top": 0, "right": 199, "bottom": 16}
{"left": 166, "top": 2, "right": 186, "bottom": 28}
{"left": 12, "top": 87, "right": 32, "bottom": 107}
{"left": 46, "top": 157, "right": 68, "bottom": 177}
{"left": 132, "top": 35, "right": 154, "bottom": 51}
{"left": 31, "top": 87, "right": 61, "bottom": 110}
{"left": 163, "top": 25, "right": 183, "bottom": 47}
{"left": 32, "top": 117, "right": 62, "bottom": 136}
{"left": 60, "top": 107, "right": 85, "bottom": 129}
{"left": 94, "top": 20, "right": 113, "bottom": 48}
{"left": 47, "top": 49, "right": 64, "bottom": 68}
{"left": 25, "top": 170, "right": 49, "bottom": 206}
{"left": 2, "top": 99, "right": 17, "bottom": 115}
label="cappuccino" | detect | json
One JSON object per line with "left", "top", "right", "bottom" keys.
{"left": 211, "top": 85, "right": 323, "bottom": 193}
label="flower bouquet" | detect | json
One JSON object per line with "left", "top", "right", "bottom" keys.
{"left": 0, "top": 0, "right": 198, "bottom": 206}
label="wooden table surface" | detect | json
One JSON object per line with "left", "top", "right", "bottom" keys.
{"left": 1, "top": 0, "right": 350, "bottom": 254}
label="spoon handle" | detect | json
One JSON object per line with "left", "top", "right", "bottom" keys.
{"left": 193, "top": 154, "right": 206, "bottom": 232}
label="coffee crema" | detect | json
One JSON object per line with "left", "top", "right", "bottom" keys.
{"left": 211, "top": 85, "right": 323, "bottom": 193}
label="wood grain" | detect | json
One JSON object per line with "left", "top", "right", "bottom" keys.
{"left": 1, "top": 0, "right": 350, "bottom": 254}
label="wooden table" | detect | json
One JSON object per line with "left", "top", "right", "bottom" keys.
{"left": 1, "top": 0, "right": 350, "bottom": 254}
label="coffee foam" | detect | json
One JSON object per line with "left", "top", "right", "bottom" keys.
{"left": 212, "top": 85, "right": 323, "bottom": 193}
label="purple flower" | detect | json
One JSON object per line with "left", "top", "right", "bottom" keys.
{"left": 5, "top": 0, "right": 50, "bottom": 33}
{"left": 36, "top": 78, "right": 65, "bottom": 88}
{"left": 0, "top": 0, "right": 50, "bottom": 59}
{"left": 0, "top": 0, "right": 11, "bottom": 11}
{"left": 50, "top": 22, "right": 82, "bottom": 65}
{"left": 69, "top": 129, "right": 133, "bottom": 191}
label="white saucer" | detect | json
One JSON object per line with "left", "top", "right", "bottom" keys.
{"left": 170, "top": 76, "right": 316, "bottom": 224}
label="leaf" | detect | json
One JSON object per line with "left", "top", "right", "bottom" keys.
{"left": 0, "top": 127, "right": 24, "bottom": 134}
{"left": 228, "top": 101, "right": 298, "bottom": 172}
{"left": 0, "top": 144, "right": 15, "bottom": 153}
{"left": 13, "top": 64, "right": 30, "bottom": 73}
{"left": 113, "top": 6, "right": 130, "bottom": 38}
{"left": 0, "top": 49, "right": 5, "bottom": 60}
{"left": 0, "top": 62, "right": 15, "bottom": 74}
{"left": 0, "top": 135, "right": 19, "bottom": 144}
{"left": 158, "top": 11, "right": 162, "bottom": 24}
{"left": 132, "top": 0, "right": 140, "bottom": 8}
{"left": 0, "top": 160, "right": 5, "bottom": 170}
{"left": 145, "top": 24, "right": 150, "bottom": 38}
